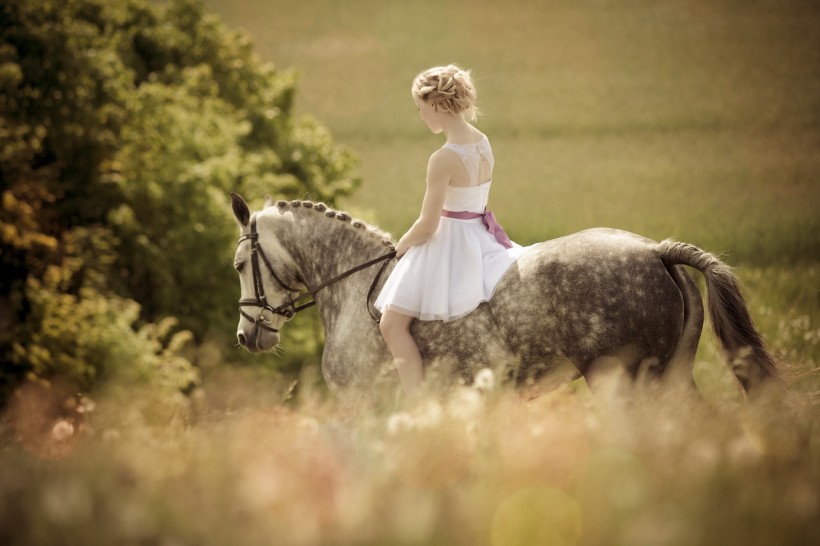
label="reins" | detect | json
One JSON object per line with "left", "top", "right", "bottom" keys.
{"left": 237, "top": 215, "right": 396, "bottom": 333}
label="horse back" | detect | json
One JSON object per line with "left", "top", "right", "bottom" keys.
{"left": 489, "top": 229, "right": 686, "bottom": 381}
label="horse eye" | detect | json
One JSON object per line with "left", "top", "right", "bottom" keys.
{"left": 235, "top": 262, "right": 244, "bottom": 273}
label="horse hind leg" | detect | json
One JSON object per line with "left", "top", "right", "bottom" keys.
{"left": 584, "top": 262, "right": 703, "bottom": 399}
{"left": 661, "top": 264, "right": 705, "bottom": 391}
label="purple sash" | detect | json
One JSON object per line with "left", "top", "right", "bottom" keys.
{"left": 441, "top": 208, "right": 513, "bottom": 249}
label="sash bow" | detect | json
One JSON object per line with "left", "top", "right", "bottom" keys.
{"left": 441, "top": 208, "right": 514, "bottom": 249}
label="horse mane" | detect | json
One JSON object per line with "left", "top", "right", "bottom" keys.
{"left": 265, "top": 199, "right": 395, "bottom": 248}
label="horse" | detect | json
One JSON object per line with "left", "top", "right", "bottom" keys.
{"left": 230, "top": 193, "right": 779, "bottom": 398}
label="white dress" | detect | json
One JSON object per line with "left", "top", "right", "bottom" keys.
{"left": 375, "top": 135, "right": 527, "bottom": 321}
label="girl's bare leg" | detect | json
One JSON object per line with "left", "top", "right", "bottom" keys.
{"left": 379, "top": 310, "right": 423, "bottom": 393}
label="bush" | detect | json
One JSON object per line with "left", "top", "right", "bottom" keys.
{"left": 10, "top": 257, "right": 199, "bottom": 395}
{"left": 0, "top": 0, "right": 358, "bottom": 402}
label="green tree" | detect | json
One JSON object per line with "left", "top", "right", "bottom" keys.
{"left": 1, "top": 0, "right": 358, "bottom": 401}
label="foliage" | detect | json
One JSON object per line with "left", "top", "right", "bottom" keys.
{"left": 0, "top": 0, "right": 359, "bottom": 402}
{"left": 11, "top": 261, "right": 198, "bottom": 394}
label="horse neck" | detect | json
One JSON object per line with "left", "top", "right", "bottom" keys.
{"left": 273, "top": 207, "right": 394, "bottom": 306}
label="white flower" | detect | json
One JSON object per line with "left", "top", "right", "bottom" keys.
{"left": 473, "top": 368, "right": 495, "bottom": 392}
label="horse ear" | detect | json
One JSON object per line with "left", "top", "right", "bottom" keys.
{"left": 263, "top": 195, "right": 274, "bottom": 209}
{"left": 231, "top": 192, "right": 250, "bottom": 227}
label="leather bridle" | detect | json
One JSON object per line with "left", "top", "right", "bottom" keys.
{"left": 237, "top": 215, "right": 396, "bottom": 333}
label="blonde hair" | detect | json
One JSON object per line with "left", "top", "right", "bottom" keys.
{"left": 411, "top": 64, "right": 479, "bottom": 121}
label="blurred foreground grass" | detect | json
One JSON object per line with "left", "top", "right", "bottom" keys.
{"left": 1, "top": 262, "right": 818, "bottom": 545}
{"left": 2, "top": 328, "right": 818, "bottom": 546}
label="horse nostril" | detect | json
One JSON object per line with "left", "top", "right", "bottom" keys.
{"left": 237, "top": 333, "right": 247, "bottom": 346}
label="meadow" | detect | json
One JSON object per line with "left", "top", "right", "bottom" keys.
{"left": 2, "top": 1, "right": 819, "bottom": 545}
{"left": 204, "top": 0, "right": 819, "bottom": 261}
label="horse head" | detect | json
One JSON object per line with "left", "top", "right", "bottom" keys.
{"left": 231, "top": 193, "right": 305, "bottom": 352}
{"left": 230, "top": 193, "right": 396, "bottom": 356}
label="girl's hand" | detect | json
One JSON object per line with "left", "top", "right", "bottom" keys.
{"left": 396, "top": 240, "right": 410, "bottom": 258}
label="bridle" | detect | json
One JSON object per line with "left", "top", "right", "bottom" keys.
{"left": 237, "top": 215, "right": 396, "bottom": 333}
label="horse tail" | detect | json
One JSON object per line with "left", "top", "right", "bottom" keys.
{"left": 656, "top": 240, "right": 778, "bottom": 394}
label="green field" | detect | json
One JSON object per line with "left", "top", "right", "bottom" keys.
{"left": 206, "top": 0, "right": 819, "bottom": 264}
{"left": 3, "top": 1, "right": 819, "bottom": 545}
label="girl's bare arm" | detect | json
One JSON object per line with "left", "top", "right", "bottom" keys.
{"left": 396, "top": 150, "right": 451, "bottom": 256}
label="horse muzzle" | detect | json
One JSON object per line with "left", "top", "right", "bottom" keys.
{"left": 237, "top": 324, "right": 280, "bottom": 353}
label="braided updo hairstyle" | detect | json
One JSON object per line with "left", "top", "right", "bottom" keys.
{"left": 411, "top": 64, "right": 479, "bottom": 121}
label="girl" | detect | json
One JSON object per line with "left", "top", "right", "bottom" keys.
{"left": 375, "top": 64, "right": 526, "bottom": 393}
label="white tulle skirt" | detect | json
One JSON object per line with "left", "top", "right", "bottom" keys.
{"left": 375, "top": 217, "right": 527, "bottom": 322}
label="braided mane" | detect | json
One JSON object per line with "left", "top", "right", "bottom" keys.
{"left": 266, "top": 199, "right": 395, "bottom": 248}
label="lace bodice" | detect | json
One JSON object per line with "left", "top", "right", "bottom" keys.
{"left": 443, "top": 135, "right": 494, "bottom": 186}
{"left": 442, "top": 135, "right": 494, "bottom": 213}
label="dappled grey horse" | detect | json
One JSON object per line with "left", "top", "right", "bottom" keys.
{"left": 230, "top": 193, "right": 778, "bottom": 396}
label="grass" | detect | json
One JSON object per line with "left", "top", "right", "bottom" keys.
{"left": 344, "top": 128, "right": 819, "bottom": 264}
{"left": 2, "top": 339, "right": 819, "bottom": 545}
{"left": 1, "top": 259, "right": 817, "bottom": 546}
{"left": 204, "top": 0, "right": 820, "bottom": 264}
{"left": 2, "top": 1, "right": 819, "bottom": 544}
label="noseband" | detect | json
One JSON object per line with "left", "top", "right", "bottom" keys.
{"left": 237, "top": 215, "right": 396, "bottom": 333}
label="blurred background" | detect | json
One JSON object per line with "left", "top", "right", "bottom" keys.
{"left": 209, "top": 0, "right": 819, "bottom": 259}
